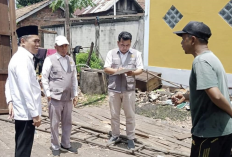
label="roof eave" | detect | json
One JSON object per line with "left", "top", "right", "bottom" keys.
{"left": 133, "top": 0, "right": 144, "bottom": 12}
{"left": 16, "top": 0, "right": 52, "bottom": 23}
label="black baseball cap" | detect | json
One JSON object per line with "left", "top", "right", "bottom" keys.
{"left": 16, "top": 25, "right": 38, "bottom": 38}
{"left": 173, "top": 21, "right": 212, "bottom": 41}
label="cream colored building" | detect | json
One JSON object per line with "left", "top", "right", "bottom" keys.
{"left": 144, "top": 0, "right": 232, "bottom": 88}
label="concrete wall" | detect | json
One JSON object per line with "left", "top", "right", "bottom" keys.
{"left": 43, "top": 27, "right": 65, "bottom": 48}
{"left": 43, "top": 18, "right": 144, "bottom": 60}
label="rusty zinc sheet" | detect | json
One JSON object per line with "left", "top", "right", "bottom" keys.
{"left": 74, "top": 0, "right": 119, "bottom": 16}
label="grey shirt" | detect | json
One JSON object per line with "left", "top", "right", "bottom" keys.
{"left": 190, "top": 51, "right": 232, "bottom": 137}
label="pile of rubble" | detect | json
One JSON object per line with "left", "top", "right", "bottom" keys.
{"left": 135, "top": 87, "right": 190, "bottom": 110}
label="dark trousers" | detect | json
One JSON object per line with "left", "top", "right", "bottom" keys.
{"left": 34, "top": 58, "right": 43, "bottom": 74}
{"left": 190, "top": 134, "right": 232, "bottom": 157}
{"left": 15, "top": 120, "right": 35, "bottom": 157}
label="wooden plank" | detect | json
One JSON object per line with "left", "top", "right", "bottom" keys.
{"left": 9, "top": 0, "right": 18, "bottom": 54}
{"left": 0, "top": 74, "right": 8, "bottom": 112}
{"left": 0, "top": 0, "right": 10, "bottom": 33}
{"left": 0, "top": 36, "right": 3, "bottom": 70}
{"left": 139, "top": 115, "right": 190, "bottom": 133}
{"left": 0, "top": 30, "right": 10, "bottom": 36}
{"left": 92, "top": 107, "right": 176, "bottom": 138}
{"left": 174, "top": 133, "right": 192, "bottom": 140}
{"left": 77, "top": 106, "right": 191, "bottom": 148}
{"left": 0, "top": 35, "right": 11, "bottom": 71}
{"left": 45, "top": 13, "right": 145, "bottom": 22}
{"left": 0, "top": 109, "right": 8, "bottom": 114}
{"left": 39, "top": 28, "right": 57, "bottom": 34}
{"left": 0, "top": 70, "right": 8, "bottom": 74}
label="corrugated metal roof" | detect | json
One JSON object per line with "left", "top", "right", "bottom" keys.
{"left": 74, "top": 0, "right": 145, "bottom": 16}
{"left": 74, "top": 0, "right": 120, "bottom": 16}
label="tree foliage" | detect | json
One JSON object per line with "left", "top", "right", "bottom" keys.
{"left": 16, "top": 0, "right": 44, "bottom": 7}
{"left": 50, "top": 0, "right": 95, "bottom": 14}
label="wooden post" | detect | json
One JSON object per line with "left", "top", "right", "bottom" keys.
{"left": 146, "top": 69, "right": 148, "bottom": 91}
{"left": 124, "top": 0, "right": 127, "bottom": 10}
{"left": 64, "top": 0, "right": 71, "bottom": 55}
{"left": 94, "top": 18, "right": 100, "bottom": 58}
{"left": 86, "top": 42, "right": 94, "bottom": 66}
{"left": 114, "top": 0, "right": 116, "bottom": 19}
{"left": 9, "top": 0, "right": 18, "bottom": 55}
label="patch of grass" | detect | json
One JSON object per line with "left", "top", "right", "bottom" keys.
{"left": 135, "top": 103, "right": 191, "bottom": 121}
{"left": 77, "top": 94, "right": 107, "bottom": 107}
{"left": 76, "top": 52, "right": 103, "bottom": 72}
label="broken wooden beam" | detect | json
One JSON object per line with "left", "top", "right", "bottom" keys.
{"left": 44, "top": 13, "right": 145, "bottom": 22}
{"left": 145, "top": 70, "right": 185, "bottom": 89}
{"left": 86, "top": 42, "right": 94, "bottom": 66}
{"left": 39, "top": 28, "right": 57, "bottom": 34}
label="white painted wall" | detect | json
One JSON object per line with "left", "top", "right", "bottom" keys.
{"left": 43, "top": 27, "right": 64, "bottom": 48}
{"left": 146, "top": 66, "right": 232, "bottom": 93}
{"left": 43, "top": 19, "right": 144, "bottom": 61}
{"left": 144, "top": 0, "right": 150, "bottom": 67}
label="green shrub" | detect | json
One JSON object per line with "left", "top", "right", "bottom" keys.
{"left": 76, "top": 52, "right": 103, "bottom": 72}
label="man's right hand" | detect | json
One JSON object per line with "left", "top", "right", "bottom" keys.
{"left": 171, "top": 93, "right": 185, "bottom": 105}
{"left": 8, "top": 102, "right": 14, "bottom": 120}
{"left": 32, "top": 116, "right": 41, "bottom": 127}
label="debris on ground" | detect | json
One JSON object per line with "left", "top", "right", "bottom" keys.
{"left": 135, "top": 87, "right": 190, "bottom": 111}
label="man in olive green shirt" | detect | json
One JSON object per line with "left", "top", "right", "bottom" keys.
{"left": 173, "top": 21, "right": 232, "bottom": 157}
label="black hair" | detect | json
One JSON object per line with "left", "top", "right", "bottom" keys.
{"left": 118, "top": 31, "right": 132, "bottom": 41}
{"left": 188, "top": 34, "right": 208, "bottom": 44}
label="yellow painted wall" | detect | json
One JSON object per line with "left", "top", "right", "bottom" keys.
{"left": 149, "top": 0, "right": 232, "bottom": 73}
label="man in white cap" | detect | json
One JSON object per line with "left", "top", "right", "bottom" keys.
{"left": 42, "top": 35, "right": 78, "bottom": 156}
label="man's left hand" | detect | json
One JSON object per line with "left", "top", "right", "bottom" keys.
{"left": 126, "top": 71, "right": 134, "bottom": 76}
{"left": 73, "top": 96, "right": 78, "bottom": 107}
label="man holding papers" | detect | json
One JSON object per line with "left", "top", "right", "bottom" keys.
{"left": 104, "top": 31, "right": 143, "bottom": 150}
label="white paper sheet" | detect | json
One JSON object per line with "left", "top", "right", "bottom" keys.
{"left": 112, "top": 68, "right": 137, "bottom": 75}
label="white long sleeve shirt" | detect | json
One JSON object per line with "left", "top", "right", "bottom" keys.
{"left": 42, "top": 52, "right": 78, "bottom": 98}
{"left": 8, "top": 47, "right": 42, "bottom": 120}
{"left": 5, "top": 78, "right": 12, "bottom": 105}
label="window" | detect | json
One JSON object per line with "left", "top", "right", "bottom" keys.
{"left": 219, "top": 0, "right": 232, "bottom": 26}
{"left": 163, "top": 5, "right": 183, "bottom": 29}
